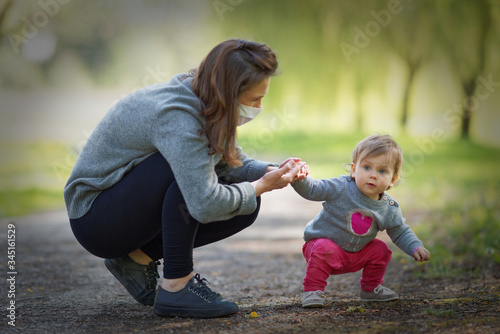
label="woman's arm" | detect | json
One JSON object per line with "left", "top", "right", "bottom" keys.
{"left": 215, "top": 145, "right": 279, "bottom": 183}
{"left": 153, "top": 111, "right": 259, "bottom": 223}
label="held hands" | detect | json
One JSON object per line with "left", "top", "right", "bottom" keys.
{"left": 413, "top": 247, "right": 431, "bottom": 262}
{"left": 253, "top": 158, "right": 306, "bottom": 197}
{"left": 276, "top": 158, "right": 309, "bottom": 183}
{"left": 294, "top": 164, "right": 309, "bottom": 182}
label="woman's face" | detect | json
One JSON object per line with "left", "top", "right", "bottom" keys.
{"left": 238, "top": 77, "right": 271, "bottom": 108}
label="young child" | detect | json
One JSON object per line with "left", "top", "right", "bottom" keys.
{"left": 292, "top": 135, "right": 430, "bottom": 308}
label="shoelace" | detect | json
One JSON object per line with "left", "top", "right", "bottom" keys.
{"left": 189, "top": 273, "right": 220, "bottom": 302}
{"left": 144, "top": 261, "right": 160, "bottom": 291}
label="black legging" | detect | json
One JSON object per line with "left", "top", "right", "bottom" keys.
{"left": 70, "top": 152, "right": 260, "bottom": 279}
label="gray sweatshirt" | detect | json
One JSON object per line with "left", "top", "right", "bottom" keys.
{"left": 64, "top": 73, "right": 274, "bottom": 222}
{"left": 292, "top": 175, "right": 423, "bottom": 257}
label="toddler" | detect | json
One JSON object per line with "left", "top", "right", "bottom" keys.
{"left": 292, "top": 135, "right": 430, "bottom": 307}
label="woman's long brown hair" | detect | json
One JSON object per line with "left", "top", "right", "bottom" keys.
{"left": 191, "top": 39, "right": 278, "bottom": 167}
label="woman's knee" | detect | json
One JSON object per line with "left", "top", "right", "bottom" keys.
{"left": 70, "top": 220, "right": 125, "bottom": 259}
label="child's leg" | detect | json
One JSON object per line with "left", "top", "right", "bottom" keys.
{"left": 357, "top": 239, "right": 392, "bottom": 292}
{"left": 302, "top": 238, "right": 349, "bottom": 292}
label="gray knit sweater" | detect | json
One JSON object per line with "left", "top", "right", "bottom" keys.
{"left": 64, "top": 73, "right": 274, "bottom": 222}
{"left": 292, "top": 175, "right": 423, "bottom": 257}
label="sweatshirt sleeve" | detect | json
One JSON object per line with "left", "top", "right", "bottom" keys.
{"left": 152, "top": 110, "right": 257, "bottom": 223}
{"left": 291, "top": 175, "right": 346, "bottom": 202}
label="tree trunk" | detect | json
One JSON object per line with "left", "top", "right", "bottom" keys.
{"left": 355, "top": 93, "right": 363, "bottom": 133}
{"left": 400, "top": 62, "right": 419, "bottom": 131}
{"left": 461, "top": 80, "right": 476, "bottom": 139}
{"left": 0, "top": 0, "right": 16, "bottom": 40}
{"left": 353, "top": 75, "right": 366, "bottom": 133}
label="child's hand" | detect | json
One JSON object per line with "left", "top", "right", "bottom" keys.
{"left": 293, "top": 164, "right": 309, "bottom": 183}
{"left": 413, "top": 247, "right": 430, "bottom": 262}
{"left": 278, "top": 157, "right": 302, "bottom": 169}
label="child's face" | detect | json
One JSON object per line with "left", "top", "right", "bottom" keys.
{"left": 351, "top": 153, "right": 398, "bottom": 200}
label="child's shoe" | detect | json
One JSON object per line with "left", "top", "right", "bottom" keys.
{"left": 302, "top": 290, "right": 325, "bottom": 308}
{"left": 359, "top": 285, "right": 398, "bottom": 301}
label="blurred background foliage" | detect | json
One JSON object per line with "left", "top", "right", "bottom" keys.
{"left": 0, "top": 0, "right": 499, "bottom": 277}
{"left": 1, "top": 0, "right": 499, "bottom": 141}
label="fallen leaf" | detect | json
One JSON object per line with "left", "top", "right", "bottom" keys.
{"left": 247, "top": 311, "right": 258, "bottom": 318}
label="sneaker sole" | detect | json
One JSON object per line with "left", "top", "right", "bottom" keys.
{"left": 154, "top": 303, "right": 238, "bottom": 318}
{"left": 104, "top": 259, "right": 154, "bottom": 306}
{"left": 359, "top": 296, "right": 399, "bottom": 302}
{"left": 302, "top": 302, "right": 324, "bottom": 308}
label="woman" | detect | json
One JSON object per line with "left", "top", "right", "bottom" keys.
{"left": 64, "top": 39, "right": 306, "bottom": 318}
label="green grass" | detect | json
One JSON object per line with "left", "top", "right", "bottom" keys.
{"left": 1, "top": 131, "right": 499, "bottom": 278}
{"left": 425, "top": 308, "right": 455, "bottom": 317}
{"left": 0, "top": 141, "right": 74, "bottom": 217}
{"left": 0, "top": 187, "right": 64, "bottom": 218}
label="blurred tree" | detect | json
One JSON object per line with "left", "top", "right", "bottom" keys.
{"left": 0, "top": 0, "right": 212, "bottom": 88}
{"left": 0, "top": 0, "right": 14, "bottom": 40}
{"left": 0, "top": 1, "right": 119, "bottom": 87}
{"left": 384, "top": 0, "right": 436, "bottom": 132}
{"left": 335, "top": 0, "right": 391, "bottom": 132}
{"left": 350, "top": 56, "right": 376, "bottom": 132}
{"left": 437, "top": 0, "right": 494, "bottom": 139}
{"left": 219, "top": 0, "right": 344, "bottom": 121}
{"left": 52, "top": 2, "right": 124, "bottom": 81}
{"left": 1, "top": 0, "right": 498, "bottom": 144}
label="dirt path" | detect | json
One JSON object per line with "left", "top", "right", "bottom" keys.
{"left": 1, "top": 187, "right": 499, "bottom": 333}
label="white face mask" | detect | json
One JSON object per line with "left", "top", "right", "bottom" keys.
{"left": 237, "top": 104, "right": 263, "bottom": 126}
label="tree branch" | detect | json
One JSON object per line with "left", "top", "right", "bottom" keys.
{"left": 0, "top": 0, "right": 16, "bottom": 40}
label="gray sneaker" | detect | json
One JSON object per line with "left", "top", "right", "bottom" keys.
{"left": 104, "top": 256, "right": 160, "bottom": 306}
{"left": 302, "top": 290, "right": 325, "bottom": 308}
{"left": 154, "top": 273, "right": 238, "bottom": 318}
{"left": 359, "top": 285, "right": 399, "bottom": 302}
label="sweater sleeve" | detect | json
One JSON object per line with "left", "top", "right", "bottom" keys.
{"left": 152, "top": 110, "right": 257, "bottom": 223}
{"left": 291, "top": 175, "right": 346, "bottom": 202}
{"left": 215, "top": 145, "right": 277, "bottom": 184}
{"left": 386, "top": 207, "right": 424, "bottom": 257}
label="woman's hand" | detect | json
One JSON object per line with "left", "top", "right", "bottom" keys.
{"left": 279, "top": 158, "right": 308, "bottom": 182}
{"left": 413, "top": 247, "right": 431, "bottom": 262}
{"left": 279, "top": 157, "right": 302, "bottom": 169}
{"left": 265, "top": 157, "right": 308, "bottom": 184}
{"left": 253, "top": 160, "right": 306, "bottom": 197}
{"left": 264, "top": 157, "right": 301, "bottom": 174}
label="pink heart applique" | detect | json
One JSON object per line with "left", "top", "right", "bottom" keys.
{"left": 351, "top": 212, "right": 372, "bottom": 235}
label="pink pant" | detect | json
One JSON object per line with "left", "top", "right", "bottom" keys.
{"left": 302, "top": 238, "right": 392, "bottom": 292}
